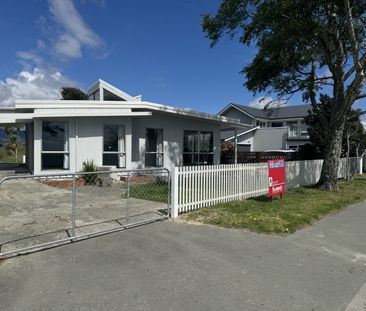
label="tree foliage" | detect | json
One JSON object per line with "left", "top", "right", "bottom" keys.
{"left": 203, "top": 0, "right": 366, "bottom": 190}
{"left": 304, "top": 95, "right": 366, "bottom": 157}
{"left": 4, "top": 127, "right": 18, "bottom": 161}
{"left": 61, "top": 87, "right": 87, "bottom": 100}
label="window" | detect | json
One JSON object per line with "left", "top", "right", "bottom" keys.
{"left": 288, "top": 145, "right": 299, "bottom": 151}
{"left": 183, "top": 131, "right": 214, "bottom": 166}
{"left": 41, "top": 121, "right": 69, "bottom": 170}
{"left": 271, "top": 122, "right": 283, "bottom": 127}
{"left": 103, "top": 125, "right": 125, "bottom": 167}
{"left": 145, "top": 128, "right": 163, "bottom": 167}
{"left": 256, "top": 120, "right": 266, "bottom": 127}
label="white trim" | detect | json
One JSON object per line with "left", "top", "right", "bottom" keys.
{"left": 87, "top": 79, "right": 138, "bottom": 101}
{"left": 224, "top": 126, "right": 260, "bottom": 142}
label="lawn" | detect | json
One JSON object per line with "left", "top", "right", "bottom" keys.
{"left": 0, "top": 144, "right": 25, "bottom": 163}
{"left": 181, "top": 175, "right": 366, "bottom": 234}
{"left": 128, "top": 182, "right": 169, "bottom": 203}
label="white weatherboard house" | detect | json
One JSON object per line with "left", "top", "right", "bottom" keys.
{"left": 0, "top": 79, "right": 246, "bottom": 175}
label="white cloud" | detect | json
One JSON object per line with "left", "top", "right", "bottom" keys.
{"left": 0, "top": 68, "right": 77, "bottom": 107}
{"left": 49, "top": 0, "right": 104, "bottom": 59}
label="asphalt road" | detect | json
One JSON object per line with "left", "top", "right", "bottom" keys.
{"left": 1, "top": 201, "right": 366, "bottom": 311}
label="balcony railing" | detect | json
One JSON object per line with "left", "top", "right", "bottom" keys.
{"left": 288, "top": 125, "right": 309, "bottom": 139}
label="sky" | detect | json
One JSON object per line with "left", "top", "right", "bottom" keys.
{"left": 0, "top": 0, "right": 365, "bottom": 120}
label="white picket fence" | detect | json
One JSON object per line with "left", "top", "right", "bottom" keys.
{"left": 170, "top": 157, "right": 362, "bottom": 218}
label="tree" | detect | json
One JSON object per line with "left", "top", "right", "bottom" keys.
{"left": 202, "top": 0, "right": 366, "bottom": 190}
{"left": 305, "top": 95, "right": 366, "bottom": 158}
{"left": 61, "top": 87, "right": 87, "bottom": 100}
{"left": 5, "top": 127, "right": 18, "bottom": 162}
{"left": 304, "top": 97, "right": 366, "bottom": 178}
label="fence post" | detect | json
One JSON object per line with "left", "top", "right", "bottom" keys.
{"left": 171, "top": 167, "right": 179, "bottom": 219}
{"left": 360, "top": 157, "right": 363, "bottom": 175}
{"left": 71, "top": 174, "right": 76, "bottom": 237}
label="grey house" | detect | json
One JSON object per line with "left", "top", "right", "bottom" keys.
{"left": 219, "top": 103, "right": 312, "bottom": 151}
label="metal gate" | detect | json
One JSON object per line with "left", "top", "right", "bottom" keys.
{"left": 0, "top": 168, "right": 170, "bottom": 258}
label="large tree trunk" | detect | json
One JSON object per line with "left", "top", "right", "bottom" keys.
{"left": 318, "top": 118, "right": 345, "bottom": 190}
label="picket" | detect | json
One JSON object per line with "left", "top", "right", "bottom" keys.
{"left": 171, "top": 157, "right": 361, "bottom": 216}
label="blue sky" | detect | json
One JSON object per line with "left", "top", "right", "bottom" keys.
{"left": 0, "top": 0, "right": 365, "bottom": 119}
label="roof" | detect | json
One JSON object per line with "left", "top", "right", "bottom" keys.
{"left": 6, "top": 99, "right": 249, "bottom": 129}
{"left": 221, "top": 103, "right": 312, "bottom": 120}
{"left": 87, "top": 79, "right": 142, "bottom": 101}
{"left": 220, "top": 126, "right": 259, "bottom": 141}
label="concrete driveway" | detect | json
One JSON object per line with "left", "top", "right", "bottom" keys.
{"left": 1, "top": 201, "right": 366, "bottom": 311}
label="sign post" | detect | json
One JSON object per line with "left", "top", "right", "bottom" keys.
{"left": 268, "top": 159, "right": 286, "bottom": 200}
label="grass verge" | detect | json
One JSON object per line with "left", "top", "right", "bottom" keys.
{"left": 181, "top": 175, "right": 366, "bottom": 234}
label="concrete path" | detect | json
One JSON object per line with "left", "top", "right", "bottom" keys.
{"left": 1, "top": 201, "right": 366, "bottom": 311}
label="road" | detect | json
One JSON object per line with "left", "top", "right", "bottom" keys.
{"left": 1, "top": 201, "right": 366, "bottom": 310}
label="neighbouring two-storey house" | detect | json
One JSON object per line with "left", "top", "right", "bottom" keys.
{"left": 219, "top": 103, "right": 312, "bottom": 151}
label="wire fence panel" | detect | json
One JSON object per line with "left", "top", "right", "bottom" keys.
{"left": 0, "top": 168, "right": 170, "bottom": 258}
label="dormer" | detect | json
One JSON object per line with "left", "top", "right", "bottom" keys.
{"left": 87, "top": 79, "right": 142, "bottom": 102}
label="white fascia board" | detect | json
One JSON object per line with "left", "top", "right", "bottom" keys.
{"left": 33, "top": 110, "right": 151, "bottom": 118}
{"left": 224, "top": 126, "right": 260, "bottom": 142}
{"left": 0, "top": 113, "right": 34, "bottom": 124}
{"left": 15, "top": 100, "right": 139, "bottom": 109}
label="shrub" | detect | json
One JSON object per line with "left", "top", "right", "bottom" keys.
{"left": 81, "top": 160, "right": 99, "bottom": 185}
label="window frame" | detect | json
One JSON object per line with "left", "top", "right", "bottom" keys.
{"left": 183, "top": 130, "right": 214, "bottom": 166}
{"left": 102, "top": 124, "right": 126, "bottom": 168}
{"left": 145, "top": 128, "right": 164, "bottom": 167}
{"left": 41, "top": 120, "right": 70, "bottom": 171}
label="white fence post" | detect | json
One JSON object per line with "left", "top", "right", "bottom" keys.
{"left": 171, "top": 166, "right": 179, "bottom": 219}
{"left": 360, "top": 157, "right": 363, "bottom": 175}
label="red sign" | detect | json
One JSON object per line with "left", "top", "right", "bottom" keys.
{"left": 268, "top": 159, "right": 286, "bottom": 199}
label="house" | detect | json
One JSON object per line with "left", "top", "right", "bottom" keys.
{"left": 218, "top": 103, "right": 312, "bottom": 151}
{"left": 0, "top": 79, "right": 246, "bottom": 175}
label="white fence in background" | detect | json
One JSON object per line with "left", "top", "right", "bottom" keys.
{"left": 171, "top": 157, "right": 362, "bottom": 218}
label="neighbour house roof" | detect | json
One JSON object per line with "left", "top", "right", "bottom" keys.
{"left": 220, "top": 126, "right": 259, "bottom": 141}
{"left": 220, "top": 103, "right": 313, "bottom": 120}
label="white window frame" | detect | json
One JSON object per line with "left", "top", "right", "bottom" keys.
{"left": 102, "top": 124, "right": 126, "bottom": 168}
{"left": 41, "top": 120, "right": 70, "bottom": 171}
{"left": 183, "top": 130, "right": 214, "bottom": 166}
{"left": 145, "top": 128, "right": 164, "bottom": 167}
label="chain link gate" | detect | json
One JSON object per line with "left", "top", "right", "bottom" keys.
{"left": 0, "top": 168, "right": 170, "bottom": 258}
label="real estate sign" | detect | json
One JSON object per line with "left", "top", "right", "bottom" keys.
{"left": 268, "top": 159, "right": 286, "bottom": 199}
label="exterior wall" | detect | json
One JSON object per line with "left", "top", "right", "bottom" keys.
{"left": 252, "top": 127, "right": 287, "bottom": 151}
{"left": 131, "top": 112, "right": 221, "bottom": 172}
{"left": 221, "top": 107, "right": 255, "bottom": 126}
{"left": 236, "top": 131, "right": 254, "bottom": 151}
{"left": 33, "top": 114, "right": 221, "bottom": 174}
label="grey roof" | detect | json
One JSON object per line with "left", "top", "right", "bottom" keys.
{"left": 231, "top": 103, "right": 312, "bottom": 120}
{"left": 220, "top": 125, "right": 258, "bottom": 140}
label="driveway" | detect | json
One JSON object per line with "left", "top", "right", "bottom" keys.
{"left": 1, "top": 201, "right": 366, "bottom": 310}
{"left": 0, "top": 178, "right": 167, "bottom": 253}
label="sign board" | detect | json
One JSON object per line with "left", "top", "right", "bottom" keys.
{"left": 268, "top": 159, "right": 286, "bottom": 199}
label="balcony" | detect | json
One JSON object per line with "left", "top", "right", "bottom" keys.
{"left": 287, "top": 125, "right": 309, "bottom": 140}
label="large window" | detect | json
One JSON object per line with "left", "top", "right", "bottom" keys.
{"left": 183, "top": 131, "right": 214, "bottom": 166}
{"left": 145, "top": 128, "right": 163, "bottom": 167}
{"left": 103, "top": 125, "right": 125, "bottom": 167}
{"left": 41, "top": 121, "right": 69, "bottom": 170}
